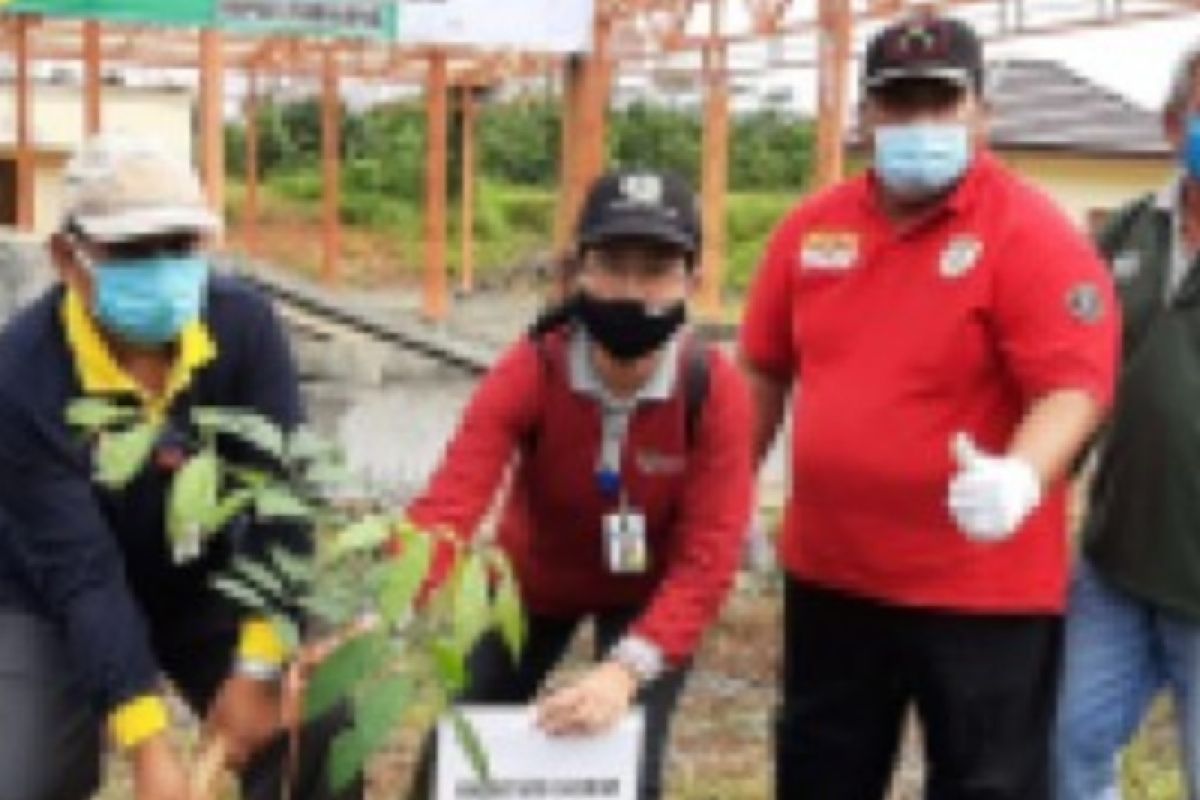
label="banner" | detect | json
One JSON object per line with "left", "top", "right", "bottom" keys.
{"left": 397, "top": 0, "right": 594, "bottom": 53}
{"left": 4, "top": 0, "right": 399, "bottom": 40}
{"left": 3, "top": 0, "right": 593, "bottom": 50}
{"left": 436, "top": 706, "right": 642, "bottom": 800}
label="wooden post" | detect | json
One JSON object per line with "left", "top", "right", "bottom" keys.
{"left": 198, "top": 29, "right": 226, "bottom": 219}
{"left": 698, "top": 0, "right": 730, "bottom": 317}
{"left": 814, "top": 0, "right": 852, "bottom": 188}
{"left": 574, "top": 12, "right": 613, "bottom": 208}
{"left": 459, "top": 87, "right": 477, "bottom": 294}
{"left": 423, "top": 50, "right": 450, "bottom": 321}
{"left": 552, "top": 56, "right": 585, "bottom": 254}
{"left": 321, "top": 49, "right": 341, "bottom": 284}
{"left": 553, "top": 9, "right": 613, "bottom": 257}
{"left": 15, "top": 15, "right": 34, "bottom": 232}
{"left": 83, "top": 20, "right": 102, "bottom": 135}
{"left": 243, "top": 69, "right": 260, "bottom": 256}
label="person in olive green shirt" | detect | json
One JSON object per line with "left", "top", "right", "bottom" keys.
{"left": 1054, "top": 39, "right": 1200, "bottom": 800}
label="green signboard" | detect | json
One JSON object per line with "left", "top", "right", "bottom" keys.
{"left": 3, "top": 0, "right": 401, "bottom": 40}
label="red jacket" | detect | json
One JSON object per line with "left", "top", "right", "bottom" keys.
{"left": 408, "top": 329, "right": 754, "bottom": 664}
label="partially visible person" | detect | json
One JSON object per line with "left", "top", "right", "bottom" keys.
{"left": 0, "top": 135, "right": 359, "bottom": 800}
{"left": 1054, "top": 38, "right": 1200, "bottom": 800}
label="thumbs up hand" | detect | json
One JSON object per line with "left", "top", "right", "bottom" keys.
{"left": 947, "top": 432, "right": 1042, "bottom": 543}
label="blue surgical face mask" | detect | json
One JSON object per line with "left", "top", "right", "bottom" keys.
{"left": 88, "top": 255, "right": 209, "bottom": 345}
{"left": 1185, "top": 114, "right": 1200, "bottom": 181}
{"left": 874, "top": 123, "right": 972, "bottom": 200}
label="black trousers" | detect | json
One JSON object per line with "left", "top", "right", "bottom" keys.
{"left": 775, "top": 577, "right": 1062, "bottom": 800}
{"left": 410, "top": 608, "right": 690, "bottom": 800}
{"left": 0, "top": 609, "right": 361, "bottom": 800}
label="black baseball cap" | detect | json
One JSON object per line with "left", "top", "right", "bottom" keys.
{"left": 863, "top": 13, "right": 984, "bottom": 94}
{"left": 575, "top": 170, "right": 701, "bottom": 260}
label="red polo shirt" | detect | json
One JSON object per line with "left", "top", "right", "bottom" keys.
{"left": 740, "top": 152, "right": 1119, "bottom": 613}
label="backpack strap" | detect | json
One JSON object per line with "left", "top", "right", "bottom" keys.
{"left": 681, "top": 335, "right": 711, "bottom": 449}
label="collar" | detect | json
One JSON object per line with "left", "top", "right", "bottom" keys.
{"left": 567, "top": 326, "right": 681, "bottom": 409}
{"left": 1155, "top": 171, "right": 1188, "bottom": 213}
{"left": 61, "top": 288, "right": 217, "bottom": 417}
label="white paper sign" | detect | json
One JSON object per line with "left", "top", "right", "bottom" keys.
{"left": 398, "top": 0, "right": 595, "bottom": 54}
{"left": 434, "top": 705, "right": 644, "bottom": 800}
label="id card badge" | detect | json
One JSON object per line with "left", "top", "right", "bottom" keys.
{"left": 603, "top": 508, "right": 649, "bottom": 575}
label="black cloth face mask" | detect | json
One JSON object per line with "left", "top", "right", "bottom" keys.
{"left": 574, "top": 292, "right": 687, "bottom": 362}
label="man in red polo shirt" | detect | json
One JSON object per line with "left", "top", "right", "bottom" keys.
{"left": 740, "top": 13, "right": 1119, "bottom": 799}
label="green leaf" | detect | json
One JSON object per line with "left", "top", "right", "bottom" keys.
{"left": 268, "top": 613, "right": 301, "bottom": 653}
{"left": 288, "top": 427, "right": 338, "bottom": 462}
{"left": 305, "top": 630, "right": 389, "bottom": 722}
{"left": 211, "top": 575, "right": 269, "bottom": 611}
{"left": 66, "top": 397, "right": 139, "bottom": 431}
{"left": 298, "top": 593, "right": 353, "bottom": 626}
{"left": 329, "top": 515, "right": 391, "bottom": 559}
{"left": 329, "top": 728, "right": 365, "bottom": 794}
{"left": 380, "top": 531, "right": 433, "bottom": 625}
{"left": 203, "top": 487, "right": 256, "bottom": 532}
{"left": 303, "top": 459, "right": 352, "bottom": 489}
{"left": 431, "top": 639, "right": 467, "bottom": 694}
{"left": 490, "top": 553, "right": 525, "bottom": 662}
{"left": 94, "top": 421, "right": 161, "bottom": 489}
{"left": 255, "top": 485, "right": 314, "bottom": 520}
{"left": 192, "top": 407, "right": 285, "bottom": 459}
{"left": 453, "top": 552, "right": 490, "bottom": 655}
{"left": 232, "top": 557, "right": 284, "bottom": 598}
{"left": 269, "top": 545, "right": 314, "bottom": 585}
{"left": 167, "top": 450, "right": 220, "bottom": 547}
{"left": 354, "top": 674, "right": 412, "bottom": 765}
{"left": 226, "top": 464, "right": 272, "bottom": 489}
{"left": 449, "top": 705, "right": 492, "bottom": 783}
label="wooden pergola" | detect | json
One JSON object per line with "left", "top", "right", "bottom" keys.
{"left": 2, "top": 0, "right": 1198, "bottom": 319}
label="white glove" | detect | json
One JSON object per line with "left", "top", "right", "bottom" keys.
{"left": 947, "top": 432, "right": 1042, "bottom": 543}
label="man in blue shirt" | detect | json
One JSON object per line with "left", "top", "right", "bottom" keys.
{"left": 0, "top": 135, "right": 358, "bottom": 799}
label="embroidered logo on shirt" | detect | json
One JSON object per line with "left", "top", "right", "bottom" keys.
{"left": 1066, "top": 282, "right": 1104, "bottom": 324}
{"left": 938, "top": 234, "right": 984, "bottom": 279}
{"left": 1112, "top": 251, "right": 1141, "bottom": 284}
{"left": 799, "top": 232, "right": 860, "bottom": 272}
{"left": 635, "top": 449, "right": 687, "bottom": 476}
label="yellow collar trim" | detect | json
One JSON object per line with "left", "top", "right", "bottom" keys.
{"left": 62, "top": 288, "right": 217, "bottom": 416}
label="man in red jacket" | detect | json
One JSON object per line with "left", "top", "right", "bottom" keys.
{"left": 740, "top": 12, "right": 1118, "bottom": 800}
{"left": 407, "top": 170, "right": 754, "bottom": 799}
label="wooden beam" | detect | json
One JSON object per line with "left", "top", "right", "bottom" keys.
{"left": 553, "top": 56, "right": 585, "bottom": 255}
{"left": 814, "top": 0, "right": 852, "bottom": 188}
{"left": 83, "top": 20, "right": 102, "bottom": 135}
{"left": 555, "top": 7, "right": 615, "bottom": 258}
{"left": 459, "top": 87, "right": 478, "bottom": 294}
{"left": 15, "top": 15, "right": 35, "bottom": 232}
{"left": 243, "top": 69, "right": 260, "bottom": 256}
{"left": 698, "top": 0, "right": 729, "bottom": 316}
{"left": 198, "top": 29, "right": 226, "bottom": 222}
{"left": 576, "top": 11, "right": 614, "bottom": 196}
{"left": 423, "top": 51, "right": 450, "bottom": 321}
{"left": 321, "top": 50, "right": 342, "bottom": 284}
